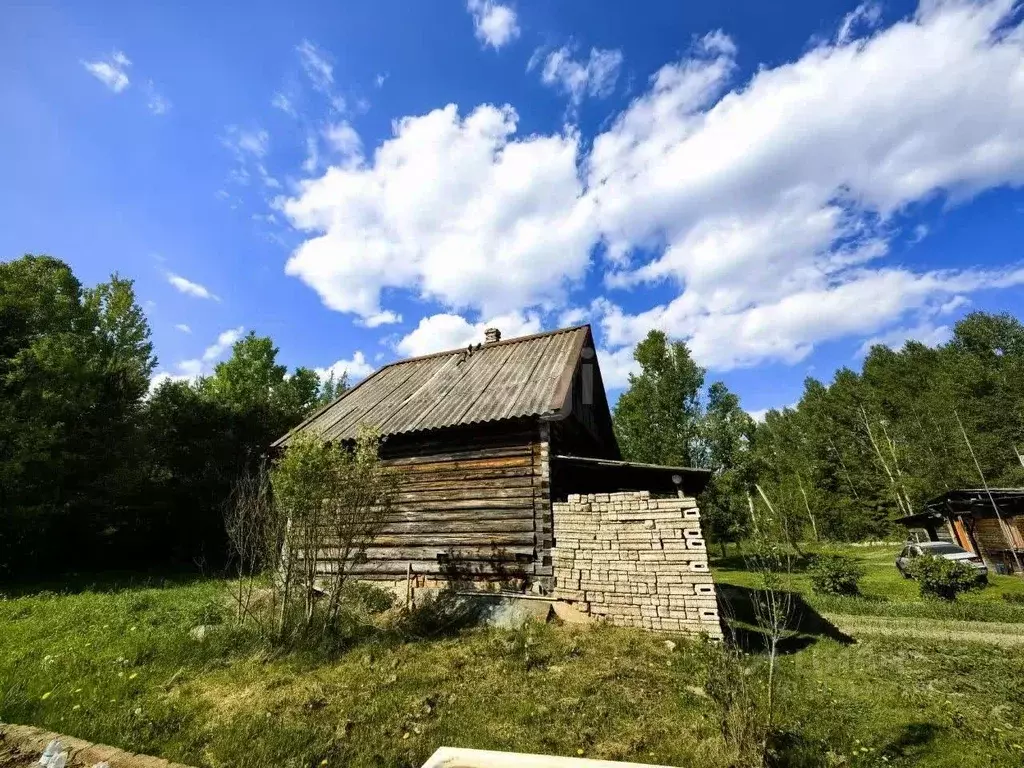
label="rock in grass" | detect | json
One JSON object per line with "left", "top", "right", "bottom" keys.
{"left": 189, "top": 625, "right": 214, "bottom": 640}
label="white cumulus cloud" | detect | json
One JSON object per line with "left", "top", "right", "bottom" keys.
{"left": 166, "top": 272, "right": 220, "bottom": 301}
{"left": 281, "top": 104, "right": 593, "bottom": 321}
{"left": 315, "top": 351, "right": 375, "bottom": 383}
{"left": 467, "top": 0, "right": 520, "bottom": 50}
{"left": 396, "top": 312, "right": 543, "bottom": 357}
{"left": 223, "top": 126, "right": 269, "bottom": 159}
{"left": 282, "top": 0, "right": 1024, "bottom": 373}
{"left": 534, "top": 45, "right": 624, "bottom": 107}
{"left": 856, "top": 320, "right": 952, "bottom": 357}
{"left": 82, "top": 51, "right": 131, "bottom": 93}
{"left": 272, "top": 91, "right": 298, "bottom": 118}
{"left": 151, "top": 326, "right": 244, "bottom": 389}
{"left": 323, "top": 121, "right": 362, "bottom": 160}
{"left": 837, "top": 1, "right": 883, "bottom": 43}
{"left": 297, "top": 39, "right": 334, "bottom": 92}
{"left": 176, "top": 326, "right": 245, "bottom": 378}
{"left": 588, "top": 0, "right": 1024, "bottom": 368}
{"left": 296, "top": 39, "right": 346, "bottom": 112}
{"left": 145, "top": 81, "right": 171, "bottom": 115}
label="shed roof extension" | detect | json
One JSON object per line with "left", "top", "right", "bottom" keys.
{"left": 273, "top": 325, "right": 594, "bottom": 447}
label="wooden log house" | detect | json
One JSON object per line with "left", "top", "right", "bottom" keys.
{"left": 273, "top": 324, "right": 710, "bottom": 593}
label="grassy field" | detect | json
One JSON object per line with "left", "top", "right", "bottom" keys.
{"left": 711, "top": 543, "right": 1024, "bottom": 624}
{"left": 1, "top": 554, "right": 1023, "bottom": 768}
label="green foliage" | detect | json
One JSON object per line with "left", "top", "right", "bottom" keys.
{"left": 750, "top": 312, "right": 1024, "bottom": 542}
{"left": 200, "top": 331, "right": 322, "bottom": 442}
{"left": 701, "top": 382, "right": 758, "bottom": 551}
{"left": 907, "top": 555, "right": 982, "bottom": 601}
{"left": 808, "top": 553, "right": 865, "bottom": 596}
{"left": 698, "top": 643, "right": 773, "bottom": 768}
{"left": 5, "top": 577, "right": 1024, "bottom": 768}
{"left": 0, "top": 255, "right": 335, "bottom": 578}
{"left": 268, "top": 428, "right": 396, "bottom": 644}
{"left": 0, "top": 256, "right": 157, "bottom": 577}
{"left": 612, "top": 330, "right": 707, "bottom": 466}
{"left": 317, "top": 370, "right": 349, "bottom": 406}
{"left": 612, "top": 331, "right": 756, "bottom": 550}
{"left": 340, "top": 581, "right": 396, "bottom": 614}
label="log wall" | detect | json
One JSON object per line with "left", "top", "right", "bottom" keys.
{"left": 307, "top": 421, "right": 554, "bottom": 589}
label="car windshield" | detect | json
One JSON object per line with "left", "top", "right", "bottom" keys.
{"left": 923, "top": 544, "right": 967, "bottom": 555}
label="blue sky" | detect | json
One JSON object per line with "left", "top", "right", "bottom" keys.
{"left": 2, "top": 0, "right": 1023, "bottom": 416}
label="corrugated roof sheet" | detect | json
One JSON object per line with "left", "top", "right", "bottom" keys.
{"left": 274, "top": 325, "right": 590, "bottom": 446}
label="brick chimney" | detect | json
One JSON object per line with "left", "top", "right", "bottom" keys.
{"left": 484, "top": 327, "right": 501, "bottom": 344}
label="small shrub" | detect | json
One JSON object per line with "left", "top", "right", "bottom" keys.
{"left": 907, "top": 556, "right": 981, "bottom": 601}
{"left": 697, "top": 642, "right": 767, "bottom": 767}
{"left": 808, "top": 554, "right": 865, "bottom": 596}
{"left": 340, "top": 581, "right": 396, "bottom": 615}
{"left": 390, "top": 588, "right": 485, "bottom": 640}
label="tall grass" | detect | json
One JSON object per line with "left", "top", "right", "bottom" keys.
{"left": 3, "top": 572, "right": 1024, "bottom": 767}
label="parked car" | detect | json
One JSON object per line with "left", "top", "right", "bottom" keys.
{"left": 896, "top": 541, "right": 988, "bottom": 580}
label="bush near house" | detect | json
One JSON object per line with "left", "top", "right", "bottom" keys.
{"left": 907, "top": 555, "right": 983, "bottom": 601}
{"left": 808, "top": 553, "right": 866, "bottom": 596}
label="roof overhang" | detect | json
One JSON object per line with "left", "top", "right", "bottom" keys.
{"left": 551, "top": 454, "right": 712, "bottom": 496}
{"left": 894, "top": 511, "right": 946, "bottom": 527}
{"left": 922, "top": 488, "right": 1024, "bottom": 517}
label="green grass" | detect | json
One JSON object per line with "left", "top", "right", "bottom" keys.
{"left": 711, "top": 543, "right": 1024, "bottom": 623}
{"left": 2, "top": 575, "right": 1024, "bottom": 767}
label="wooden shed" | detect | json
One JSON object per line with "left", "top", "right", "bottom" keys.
{"left": 896, "top": 489, "right": 1024, "bottom": 575}
{"left": 273, "top": 324, "right": 710, "bottom": 593}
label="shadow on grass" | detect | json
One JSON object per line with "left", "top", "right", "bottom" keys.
{"left": 880, "top": 722, "right": 944, "bottom": 761}
{"left": 0, "top": 566, "right": 212, "bottom": 598}
{"left": 711, "top": 552, "right": 817, "bottom": 574}
{"left": 716, "top": 584, "right": 854, "bottom": 654}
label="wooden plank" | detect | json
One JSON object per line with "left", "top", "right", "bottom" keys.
{"left": 380, "top": 423, "right": 536, "bottom": 453}
{"left": 383, "top": 454, "right": 534, "bottom": 472}
{"left": 389, "top": 498, "right": 535, "bottom": 512}
{"left": 322, "top": 498, "right": 536, "bottom": 516}
{"left": 303, "top": 545, "right": 535, "bottom": 562}
{"left": 313, "top": 532, "right": 535, "bottom": 548}
{"left": 378, "top": 508, "right": 537, "bottom": 523}
{"left": 395, "top": 487, "right": 535, "bottom": 502}
{"left": 384, "top": 438, "right": 535, "bottom": 456}
{"left": 381, "top": 426, "right": 535, "bottom": 452}
{"left": 372, "top": 532, "right": 536, "bottom": 547}
{"left": 334, "top": 561, "right": 531, "bottom": 577}
{"left": 377, "top": 518, "right": 535, "bottom": 535}
{"left": 397, "top": 472, "right": 537, "bottom": 490}
{"left": 311, "top": 511, "right": 535, "bottom": 538}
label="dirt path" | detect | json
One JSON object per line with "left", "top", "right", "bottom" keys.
{"left": 825, "top": 613, "right": 1024, "bottom": 646}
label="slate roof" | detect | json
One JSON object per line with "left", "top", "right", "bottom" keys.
{"left": 273, "top": 325, "right": 591, "bottom": 447}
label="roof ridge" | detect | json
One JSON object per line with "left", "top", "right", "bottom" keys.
{"left": 374, "top": 323, "right": 591, "bottom": 370}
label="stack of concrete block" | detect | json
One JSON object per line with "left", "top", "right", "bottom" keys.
{"left": 551, "top": 491, "right": 722, "bottom": 638}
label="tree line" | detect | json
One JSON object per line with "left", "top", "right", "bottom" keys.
{"left": 611, "top": 314, "right": 1024, "bottom": 549}
{"left": 0, "top": 255, "right": 344, "bottom": 579}
{"left": 6, "top": 252, "right": 1023, "bottom": 577}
